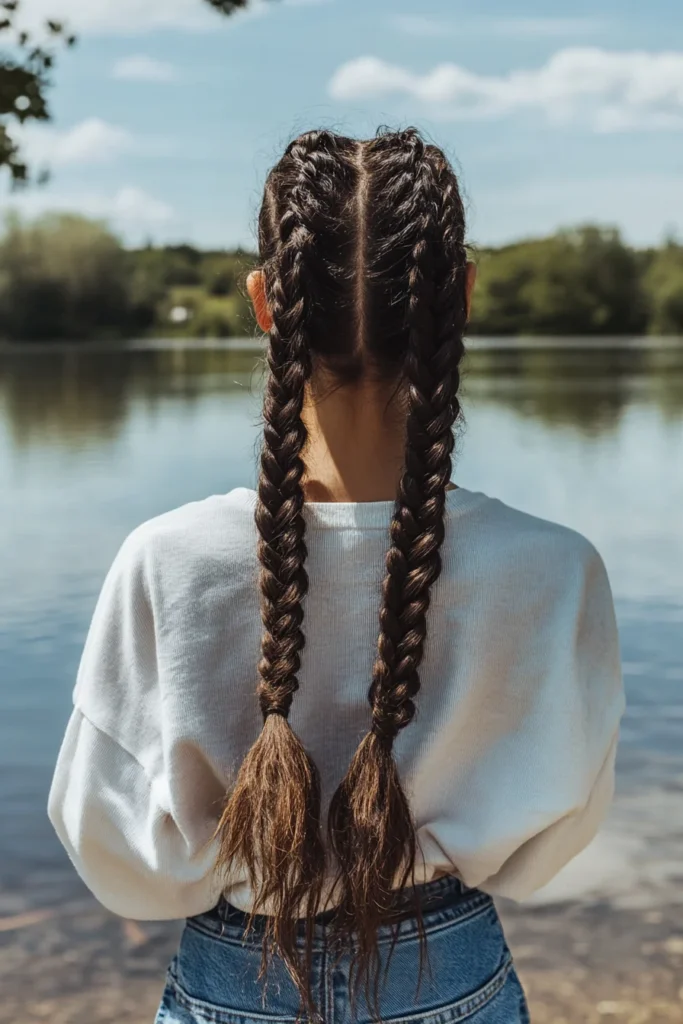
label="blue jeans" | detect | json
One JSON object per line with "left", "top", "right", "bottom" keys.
{"left": 155, "top": 876, "right": 530, "bottom": 1023}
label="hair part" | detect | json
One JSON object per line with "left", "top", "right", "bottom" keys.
{"left": 216, "top": 127, "right": 469, "bottom": 1015}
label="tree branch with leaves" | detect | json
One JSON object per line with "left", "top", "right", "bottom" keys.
{"left": 0, "top": 0, "right": 76, "bottom": 185}
{"left": 0, "top": 0, "right": 274, "bottom": 187}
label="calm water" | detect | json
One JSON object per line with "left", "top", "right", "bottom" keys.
{"left": 1, "top": 340, "right": 682, "bottom": 913}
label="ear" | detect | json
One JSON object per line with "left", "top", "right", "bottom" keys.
{"left": 465, "top": 261, "right": 477, "bottom": 320}
{"left": 247, "top": 270, "right": 273, "bottom": 333}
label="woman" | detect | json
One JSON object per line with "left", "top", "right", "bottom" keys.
{"left": 49, "top": 129, "right": 624, "bottom": 1024}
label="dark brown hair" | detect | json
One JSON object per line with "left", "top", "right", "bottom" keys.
{"left": 216, "top": 127, "right": 469, "bottom": 1009}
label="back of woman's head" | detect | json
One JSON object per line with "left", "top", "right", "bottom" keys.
{"left": 216, "top": 127, "right": 469, "bottom": 1009}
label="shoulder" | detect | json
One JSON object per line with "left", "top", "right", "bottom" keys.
{"left": 447, "top": 491, "right": 618, "bottom": 658}
{"left": 450, "top": 489, "right": 609, "bottom": 587}
{"left": 111, "top": 489, "right": 258, "bottom": 589}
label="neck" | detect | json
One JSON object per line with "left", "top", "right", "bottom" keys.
{"left": 301, "top": 377, "right": 406, "bottom": 503}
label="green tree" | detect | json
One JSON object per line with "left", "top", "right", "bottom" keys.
{"left": 0, "top": 213, "right": 134, "bottom": 339}
{"left": 643, "top": 242, "right": 683, "bottom": 335}
{"left": 127, "top": 244, "right": 256, "bottom": 339}
{"left": 0, "top": 0, "right": 273, "bottom": 185}
{"left": 204, "top": 0, "right": 262, "bottom": 10}
{"left": 471, "top": 227, "right": 648, "bottom": 336}
{"left": 0, "top": 0, "right": 76, "bottom": 185}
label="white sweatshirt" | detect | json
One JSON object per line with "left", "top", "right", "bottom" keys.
{"left": 48, "top": 487, "right": 624, "bottom": 921}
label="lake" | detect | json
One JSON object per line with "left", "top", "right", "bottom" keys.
{"left": 1, "top": 338, "right": 682, "bottom": 917}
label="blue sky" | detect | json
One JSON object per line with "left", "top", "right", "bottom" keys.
{"left": 5, "top": 0, "right": 683, "bottom": 249}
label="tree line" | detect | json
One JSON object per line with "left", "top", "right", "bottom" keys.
{"left": 472, "top": 226, "right": 683, "bottom": 337}
{"left": 0, "top": 214, "right": 256, "bottom": 341}
{"left": 0, "top": 213, "right": 681, "bottom": 342}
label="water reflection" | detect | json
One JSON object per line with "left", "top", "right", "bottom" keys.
{"left": 0, "top": 346, "right": 264, "bottom": 450}
{"left": 463, "top": 342, "right": 683, "bottom": 434}
{"left": 1, "top": 340, "right": 681, "bottom": 449}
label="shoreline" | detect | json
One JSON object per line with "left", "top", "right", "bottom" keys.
{"left": 1, "top": 335, "right": 682, "bottom": 355}
{"left": 2, "top": 894, "right": 683, "bottom": 1024}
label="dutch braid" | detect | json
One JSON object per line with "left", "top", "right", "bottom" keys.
{"left": 215, "top": 132, "right": 344, "bottom": 1003}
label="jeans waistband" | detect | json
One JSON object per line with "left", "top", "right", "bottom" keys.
{"left": 189, "top": 875, "right": 491, "bottom": 949}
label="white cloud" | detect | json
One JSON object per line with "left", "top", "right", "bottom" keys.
{"left": 7, "top": 186, "right": 175, "bottom": 242}
{"left": 19, "top": 0, "right": 329, "bottom": 35}
{"left": 112, "top": 54, "right": 177, "bottom": 82}
{"left": 18, "top": 0, "right": 225, "bottom": 34}
{"left": 107, "top": 186, "right": 175, "bottom": 226}
{"left": 329, "top": 48, "right": 683, "bottom": 133}
{"left": 391, "top": 14, "right": 604, "bottom": 39}
{"left": 18, "top": 118, "right": 134, "bottom": 167}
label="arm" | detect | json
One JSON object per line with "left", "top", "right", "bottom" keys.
{"left": 480, "top": 541, "right": 625, "bottom": 900}
{"left": 49, "top": 710, "right": 221, "bottom": 919}
{"left": 48, "top": 526, "right": 223, "bottom": 920}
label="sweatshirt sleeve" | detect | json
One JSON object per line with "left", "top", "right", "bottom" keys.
{"left": 48, "top": 710, "right": 222, "bottom": 920}
{"left": 476, "top": 541, "right": 625, "bottom": 900}
{"left": 48, "top": 527, "right": 223, "bottom": 920}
